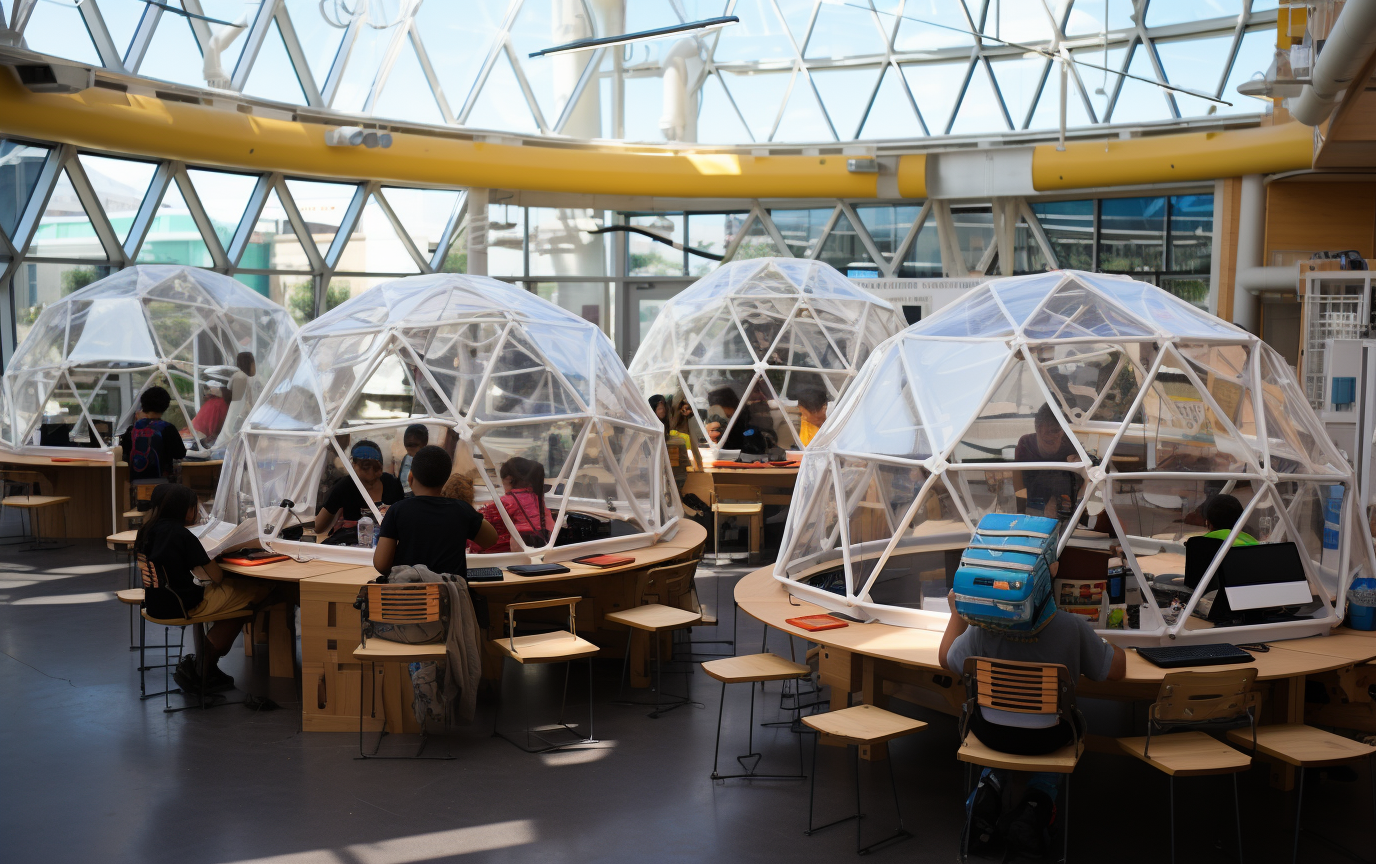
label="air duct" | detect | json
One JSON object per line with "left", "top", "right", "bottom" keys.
{"left": 1288, "top": 0, "right": 1376, "bottom": 126}
{"left": 659, "top": 38, "right": 699, "bottom": 142}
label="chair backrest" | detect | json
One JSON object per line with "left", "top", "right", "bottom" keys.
{"left": 639, "top": 558, "right": 701, "bottom": 609}
{"left": 136, "top": 553, "right": 162, "bottom": 590}
{"left": 963, "top": 656, "right": 1074, "bottom": 717}
{"left": 1151, "top": 668, "right": 1258, "bottom": 725}
{"left": 503, "top": 596, "right": 581, "bottom": 652}
{"left": 714, "top": 483, "right": 762, "bottom": 504}
{"left": 365, "top": 583, "right": 442, "bottom": 626}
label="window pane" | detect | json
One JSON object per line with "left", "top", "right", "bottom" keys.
{"left": 816, "top": 211, "right": 878, "bottom": 276}
{"left": 284, "top": 179, "right": 360, "bottom": 252}
{"left": 728, "top": 215, "right": 785, "bottom": 261}
{"left": 382, "top": 187, "right": 462, "bottom": 263}
{"left": 1169, "top": 194, "right": 1213, "bottom": 274}
{"left": 1161, "top": 276, "right": 1210, "bottom": 311}
{"left": 624, "top": 213, "right": 683, "bottom": 277}
{"left": 30, "top": 171, "right": 107, "bottom": 260}
{"left": 0, "top": 141, "right": 51, "bottom": 238}
{"left": 899, "top": 223, "right": 942, "bottom": 277}
{"left": 486, "top": 204, "right": 525, "bottom": 277}
{"left": 770, "top": 208, "right": 833, "bottom": 259}
{"left": 855, "top": 205, "right": 922, "bottom": 262}
{"left": 951, "top": 207, "right": 993, "bottom": 273}
{"left": 687, "top": 213, "right": 737, "bottom": 276}
{"left": 16, "top": 262, "right": 116, "bottom": 346}
{"left": 76, "top": 154, "right": 158, "bottom": 245}
{"left": 1099, "top": 196, "right": 1165, "bottom": 273}
{"left": 1030, "top": 200, "right": 1094, "bottom": 270}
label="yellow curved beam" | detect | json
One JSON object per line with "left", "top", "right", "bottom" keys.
{"left": 1030, "top": 122, "right": 1313, "bottom": 190}
{"left": 0, "top": 73, "right": 879, "bottom": 199}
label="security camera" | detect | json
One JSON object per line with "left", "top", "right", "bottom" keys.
{"left": 13, "top": 63, "right": 94, "bottom": 94}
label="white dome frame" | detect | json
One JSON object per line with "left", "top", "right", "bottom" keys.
{"left": 203, "top": 273, "right": 682, "bottom": 565}
{"left": 629, "top": 258, "right": 906, "bottom": 459}
{"left": 775, "top": 270, "right": 1376, "bottom": 646}
{"left": 0, "top": 265, "right": 297, "bottom": 461}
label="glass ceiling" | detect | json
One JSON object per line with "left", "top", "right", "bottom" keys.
{"left": 11, "top": 0, "right": 1277, "bottom": 144}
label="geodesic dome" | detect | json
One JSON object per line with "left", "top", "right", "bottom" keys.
{"left": 203, "top": 273, "right": 682, "bottom": 564}
{"left": 0, "top": 265, "right": 296, "bottom": 459}
{"left": 629, "top": 258, "right": 905, "bottom": 458}
{"left": 776, "top": 270, "right": 1375, "bottom": 646}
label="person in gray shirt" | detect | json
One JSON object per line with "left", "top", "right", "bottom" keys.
{"left": 940, "top": 589, "right": 1126, "bottom": 857}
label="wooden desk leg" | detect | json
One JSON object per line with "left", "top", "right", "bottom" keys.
{"left": 860, "top": 656, "right": 889, "bottom": 762}
{"left": 267, "top": 603, "right": 296, "bottom": 681}
{"left": 630, "top": 630, "right": 650, "bottom": 688}
{"left": 1269, "top": 674, "right": 1307, "bottom": 790}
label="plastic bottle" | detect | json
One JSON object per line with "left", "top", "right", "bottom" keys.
{"left": 357, "top": 515, "right": 375, "bottom": 548}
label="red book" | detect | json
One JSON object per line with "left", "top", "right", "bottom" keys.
{"left": 785, "top": 614, "right": 849, "bottom": 632}
{"left": 572, "top": 554, "right": 635, "bottom": 568}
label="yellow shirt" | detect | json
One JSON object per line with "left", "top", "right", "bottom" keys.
{"left": 800, "top": 418, "right": 819, "bottom": 446}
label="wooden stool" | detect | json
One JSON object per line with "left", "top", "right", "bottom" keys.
{"left": 1, "top": 495, "right": 71, "bottom": 550}
{"left": 803, "top": 704, "right": 927, "bottom": 855}
{"left": 141, "top": 607, "right": 254, "bottom": 712}
{"left": 1227, "top": 724, "right": 1376, "bottom": 864}
{"left": 710, "top": 484, "right": 763, "bottom": 565}
{"left": 492, "top": 597, "right": 600, "bottom": 753}
{"left": 607, "top": 603, "right": 702, "bottom": 718}
{"left": 702, "top": 653, "right": 811, "bottom": 781}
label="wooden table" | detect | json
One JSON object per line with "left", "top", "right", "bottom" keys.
{"left": 178, "top": 459, "right": 223, "bottom": 500}
{"left": 1, "top": 451, "right": 125, "bottom": 538}
{"left": 297, "top": 520, "right": 708, "bottom": 733}
{"left": 701, "top": 465, "right": 800, "bottom": 501}
{"left": 734, "top": 566, "right": 1376, "bottom": 787}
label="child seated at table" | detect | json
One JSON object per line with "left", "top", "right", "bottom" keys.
{"left": 398, "top": 424, "right": 429, "bottom": 495}
{"left": 374, "top": 446, "right": 496, "bottom": 578}
{"left": 120, "top": 386, "right": 186, "bottom": 482}
{"left": 314, "top": 440, "right": 405, "bottom": 544}
{"left": 1202, "top": 493, "right": 1258, "bottom": 546}
{"left": 939, "top": 589, "right": 1126, "bottom": 858}
{"left": 136, "top": 483, "right": 269, "bottom": 694}
{"left": 469, "top": 456, "right": 555, "bottom": 553}
{"left": 795, "top": 387, "right": 828, "bottom": 446}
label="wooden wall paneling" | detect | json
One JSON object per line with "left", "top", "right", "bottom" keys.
{"left": 1265, "top": 182, "right": 1376, "bottom": 261}
{"left": 1216, "top": 177, "right": 1242, "bottom": 323}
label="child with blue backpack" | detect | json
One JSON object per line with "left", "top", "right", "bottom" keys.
{"left": 119, "top": 386, "right": 186, "bottom": 482}
{"left": 941, "top": 512, "right": 1126, "bottom": 859}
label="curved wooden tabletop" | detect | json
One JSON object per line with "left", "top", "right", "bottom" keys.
{"left": 734, "top": 566, "right": 1376, "bottom": 686}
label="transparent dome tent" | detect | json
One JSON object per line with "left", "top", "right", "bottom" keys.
{"left": 629, "top": 258, "right": 905, "bottom": 458}
{"left": 776, "top": 270, "right": 1376, "bottom": 646}
{"left": 0, "top": 265, "right": 297, "bottom": 460}
{"left": 203, "top": 273, "right": 681, "bottom": 564}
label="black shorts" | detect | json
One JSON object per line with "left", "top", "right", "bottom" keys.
{"left": 969, "top": 709, "right": 1077, "bottom": 756}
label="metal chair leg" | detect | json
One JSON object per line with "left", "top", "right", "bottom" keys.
{"left": 1292, "top": 767, "right": 1305, "bottom": 864}
{"left": 1169, "top": 774, "right": 1175, "bottom": 864}
{"left": 1061, "top": 774, "right": 1071, "bottom": 864}
{"left": 1233, "top": 772, "right": 1245, "bottom": 864}
{"left": 710, "top": 679, "right": 806, "bottom": 782}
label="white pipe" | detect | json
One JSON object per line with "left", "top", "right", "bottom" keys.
{"left": 1289, "top": 0, "right": 1376, "bottom": 126}
{"left": 659, "top": 38, "right": 698, "bottom": 142}
{"left": 1236, "top": 265, "right": 1295, "bottom": 291}
{"left": 203, "top": 17, "right": 248, "bottom": 90}
{"left": 1231, "top": 173, "right": 1267, "bottom": 333}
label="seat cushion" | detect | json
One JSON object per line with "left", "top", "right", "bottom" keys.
{"left": 958, "top": 731, "right": 1080, "bottom": 773}
{"left": 1227, "top": 723, "right": 1376, "bottom": 767}
{"left": 1118, "top": 731, "right": 1251, "bottom": 776}
{"left": 493, "top": 630, "right": 600, "bottom": 664}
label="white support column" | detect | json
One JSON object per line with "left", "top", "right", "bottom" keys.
{"left": 1234, "top": 173, "right": 1265, "bottom": 334}
{"left": 468, "top": 188, "right": 490, "bottom": 277}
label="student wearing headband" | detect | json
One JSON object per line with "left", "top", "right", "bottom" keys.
{"left": 314, "top": 439, "right": 405, "bottom": 543}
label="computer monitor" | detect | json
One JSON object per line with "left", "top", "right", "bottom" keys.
{"left": 1207, "top": 541, "right": 1314, "bottom": 624}
{"left": 1183, "top": 535, "right": 1225, "bottom": 590}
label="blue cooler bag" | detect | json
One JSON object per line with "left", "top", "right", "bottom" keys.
{"left": 953, "top": 513, "right": 1060, "bottom": 638}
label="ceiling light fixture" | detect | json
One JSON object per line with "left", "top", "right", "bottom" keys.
{"left": 528, "top": 16, "right": 739, "bottom": 59}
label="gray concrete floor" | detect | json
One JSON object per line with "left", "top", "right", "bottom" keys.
{"left": 1, "top": 539, "right": 1371, "bottom": 864}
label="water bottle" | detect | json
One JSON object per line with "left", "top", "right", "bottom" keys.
{"left": 357, "top": 516, "right": 375, "bottom": 548}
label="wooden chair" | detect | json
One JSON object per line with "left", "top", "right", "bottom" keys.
{"left": 957, "top": 657, "right": 1084, "bottom": 864}
{"left": 711, "top": 483, "right": 763, "bottom": 565}
{"left": 491, "top": 596, "right": 600, "bottom": 753}
{"left": 802, "top": 704, "right": 927, "bottom": 854}
{"left": 118, "top": 587, "right": 183, "bottom": 699}
{"left": 1117, "top": 669, "right": 1257, "bottom": 864}
{"left": 0, "top": 493, "right": 70, "bottom": 550}
{"left": 608, "top": 560, "right": 703, "bottom": 717}
{"left": 1225, "top": 723, "right": 1376, "bottom": 864}
{"left": 136, "top": 553, "right": 254, "bottom": 712}
{"left": 0, "top": 468, "right": 45, "bottom": 542}
{"left": 702, "top": 653, "right": 811, "bottom": 781}
{"left": 352, "top": 583, "right": 453, "bottom": 760}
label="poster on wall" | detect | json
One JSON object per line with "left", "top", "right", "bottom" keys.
{"left": 855, "top": 278, "right": 988, "bottom": 326}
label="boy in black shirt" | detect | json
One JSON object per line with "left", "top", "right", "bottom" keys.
{"left": 374, "top": 446, "right": 497, "bottom": 577}
{"left": 119, "top": 386, "right": 187, "bottom": 481}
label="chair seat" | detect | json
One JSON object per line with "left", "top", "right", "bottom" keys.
{"left": 957, "top": 731, "right": 1081, "bottom": 774}
{"left": 116, "top": 588, "right": 144, "bottom": 606}
{"left": 142, "top": 607, "right": 254, "bottom": 626}
{"left": 1, "top": 495, "right": 70, "bottom": 509}
{"left": 803, "top": 704, "right": 928, "bottom": 745}
{"left": 493, "top": 630, "right": 600, "bottom": 664}
{"left": 702, "top": 652, "right": 810, "bottom": 684}
{"left": 1118, "top": 731, "right": 1252, "bottom": 776}
{"left": 605, "top": 603, "right": 702, "bottom": 632}
{"left": 1227, "top": 723, "right": 1376, "bottom": 768}
{"left": 714, "top": 502, "right": 762, "bottom": 515}
{"left": 353, "top": 639, "right": 448, "bottom": 664}
{"left": 122, "top": 509, "right": 144, "bottom": 519}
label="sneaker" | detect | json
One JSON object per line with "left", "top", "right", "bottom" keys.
{"left": 1000, "top": 789, "right": 1055, "bottom": 859}
{"left": 964, "top": 771, "right": 1003, "bottom": 857}
{"left": 202, "top": 663, "right": 235, "bottom": 693}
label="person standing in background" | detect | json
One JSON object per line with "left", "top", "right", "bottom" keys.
{"left": 398, "top": 424, "right": 429, "bottom": 495}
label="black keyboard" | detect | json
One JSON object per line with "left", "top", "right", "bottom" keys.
{"left": 1136, "top": 643, "right": 1255, "bottom": 668}
{"left": 465, "top": 567, "right": 504, "bottom": 582}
